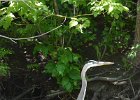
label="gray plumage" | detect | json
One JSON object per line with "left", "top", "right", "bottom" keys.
{"left": 77, "top": 60, "right": 114, "bottom": 100}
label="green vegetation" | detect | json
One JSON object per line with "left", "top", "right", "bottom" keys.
{"left": 0, "top": 0, "right": 138, "bottom": 99}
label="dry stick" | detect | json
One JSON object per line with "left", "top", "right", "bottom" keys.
{"left": 131, "top": 89, "right": 140, "bottom": 100}
{"left": 91, "top": 85, "right": 105, "bottom": 100}
{"left": 88, "top": 75, "right": 128, "bottom": 86}
{"left": 87, "top": 76, "right": 122, "bottom": 83}
{"left": 88, "top": 71, "right": 140, "bottom": 99}
{"left": 129, "top": 79, "right": 136, "bottom": 96}
{"left": 100, "top": 45, "right": 107, "bottom": 60}
{"left": 12, "top": 86, "right": 35, "bottom": 100}
{"left": 118, "top": 86, "right": 130, "bottom": 97}
{"left": 88, "top": 70, "right": 140, "bottom": 86}
{"left": 119, "top": 95, "right": 130, "bottom": 100}
{"left": 43, "top": 90, "right": 66, "bottom": 100}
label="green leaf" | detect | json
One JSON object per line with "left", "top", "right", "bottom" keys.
{"left": 45, "top": 62, "right": 55, "bottom": 73}
{"left": 0, "top": 13, "right": 14, "bottom": 29}
{"left": 83, "top": 19, "right": 90, "bottom": 28}
{"left": 113, "top": 13, "right": 119, "bottom": 19}
{"left": 69, "top": 68, "right": 80, "bottom": 80}
{"left": 58, "top": 49, "right": 73, "bottom": 64}
{"left": 45, "top": 62, "right": 59, "bottom": 77}
{"left": 0, "top": 48, "right": 12, "bottom": 58}
{"left": 108, "top": 5, "right": 113, "bottom": 13}
{"left": 61, "top": 77, "right": 69, "bottom": 86}
{"left": 76, "top": 24, "right": 83, "bottom": 33}
{"left": 61, "top": 77, "right": 73, "bottom": 91}
{"left": 72, "top": 54, "right": 80, "bottom": 62}
{"left": 59, "top": 54, "right": 69, "bottom": 64}
{"left": 33, "top": 44, "right": 48, "bottom": 56}
{"left": 56, "top": 63, "right": 66, "bottom": 76}
{"left": 93, "top": 11, "right": 100, "bottom": 17}
{"left": 0, "top": 63, "right": 9, "bottom": 76}
{"left": 69, "top": 19, "right": 78, "bottom": 28}
{"left": 27, "top": 64, "right": 39, "bottom": 71}
{"left": 123, "top": 6, "right": 129, "bottom": 12}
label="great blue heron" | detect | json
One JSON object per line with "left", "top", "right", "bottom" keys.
{"left": 77, "top": 60, "right": 114, "bottom": 100}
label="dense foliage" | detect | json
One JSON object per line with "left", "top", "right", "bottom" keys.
{"left": 0, "top": 0, "right": 136, "bottom": 92}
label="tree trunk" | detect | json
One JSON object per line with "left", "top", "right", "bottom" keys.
{"left": 134, "top": 0, "right": 140, "bottom": 67}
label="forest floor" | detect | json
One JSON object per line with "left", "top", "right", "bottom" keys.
{"left": 0, "top": 52, "right": 140, "bottom": 100}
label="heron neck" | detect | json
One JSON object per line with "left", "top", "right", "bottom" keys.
{"left": 77, "top": 64, "right": 90, "bottom": 100}
{"left": 77, "top": 64, "right": 96, "bottom": 100}
{"left": 77, "top": 79, "right": 87, "bottom": 100}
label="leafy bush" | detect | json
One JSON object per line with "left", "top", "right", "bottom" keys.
{"left": 36, "top": 45, "right": 81, "bottom": 91}
{"left": 0, "top": 0, "right": 134, "bottom": 92}
{"left": 0, "top": 63, "right": 9, "bottom": 76}
{"left": 0, "top": 48, "right": 12, "bottom": 76}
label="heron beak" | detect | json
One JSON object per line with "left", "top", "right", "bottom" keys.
{"left": 97, "top": 61, "right": 114, "bottom": 66}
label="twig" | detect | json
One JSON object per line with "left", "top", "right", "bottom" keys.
{"left": 44, "top": 90, "right": 66, "bottom": 100}
{"left": 88, "top": 76, "right": 128, "bottom": 86}
{"left": 91, "top": 85, "right": 105, "bottom": 100}
{"left": 12, "top": 86, "right": 35, "bottom": 100}
{"left": 88, "top": 76, "right": 121, "bottom": 83}
{"left": 129, "top": 79, "right": 135, "bottom": 96}
{"left": 101, "top": 45, "right": 107, "bottom": 60}
{"left": 88, "top": 71, "right": 130, "bottom": 86}
{"left": 0, "top": 35, "right": 17, "bottom": 43}
{"left": 119, "top": 95, "right": 130, "bottom": 100}
{"left": 131, "top": 89, "right": 140, "bottom": 100}
{"left": 118, "top": 86, "right": 130, "bottom": 97}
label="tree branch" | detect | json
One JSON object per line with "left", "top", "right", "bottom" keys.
{"left": 0, "top": 17, "right": 66, "bottom": 43}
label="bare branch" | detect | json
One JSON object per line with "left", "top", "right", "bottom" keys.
{"left": 0, "top": 34, "right": 17, "bottom": 43}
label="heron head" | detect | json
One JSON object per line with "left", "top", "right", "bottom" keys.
{"left": 87, "top": 60, "right": 114, "bottom": 67}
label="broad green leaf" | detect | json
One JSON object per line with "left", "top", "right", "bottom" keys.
{"left": 65, "top": 50, "right": 73, "bottom": 62}
{"left": 56, "top": 63, "right": 66, "bottom": 76}
{"left": 0, "top": 13, "right": 14, "bottom": 29}
{"left": 93, "top": 11, "right": 100, "bottom": 17}
{"left": 69, "top": 68, "right": 80, "bottom": 80}
{"left": 61, "top": 77, "right": 69, "bottom": 87}
{"left": 65, "top": 82, "right": 73, "bottom": 91}
{"left": 83, "top": 19, "right": 90, "bottom": 28}
{"left": 52, "top": 69, "right": 59, "bottom": 77}
{"left": 123, "top": 6, "right": 129, "bottom": 12}
{"left": 72, "top": 54, "right": 80, "bottom": 62}
{"left": 108, "top": 5, "right": 113, "bottom": 13}
{"left": 61, "top": 77, "right": 73, "bottom": 91}
{"left": 45, "top": 62, "right": 59, "bottom": 77}
{"left": 76, "top": 24, "right": 83, "bottom": 33}
{"left": 59, "top": 55, "right": 69, "bottom": 64}
{"left": 59, "top": 49, "right": 73, "bottom": 64}
{"left": 45, "top": 62, "right": 56, "bottom": 73}
{"left": 113, "top": 13, "right": 119, "bottom": 19}
{"left": 69, "top": 20, "right": 78, "bottom": 28}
